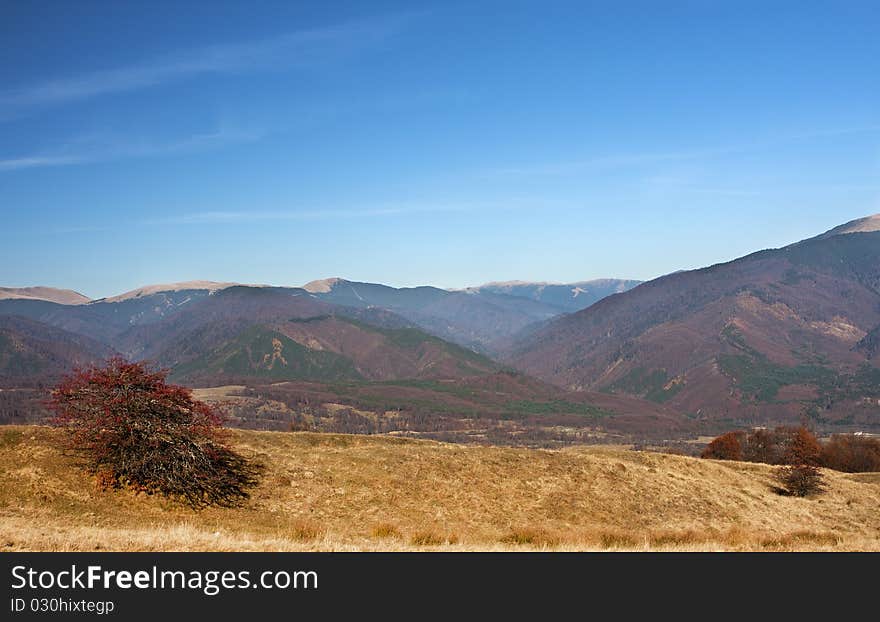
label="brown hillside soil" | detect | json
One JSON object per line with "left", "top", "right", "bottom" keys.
{"left": 1, "top": 426, "right": 878, "bottom": 551}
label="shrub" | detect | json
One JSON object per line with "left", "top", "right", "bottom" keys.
{"left": 597, "top": 529, "right": 640, "bottom": 549}
{"left": 700, "top": 431, "right": 744, "bottom": 460}
{"left": 499, "top": 528, "right": 559, "bottom": 547}
{"left": 289, "top": 521, "right": 322, "bottom": 541}
{"left": 648, "top": 529, "right": 704, "bottom": 547}
{"left": 371, "top": 523, "right": 402, "bottom": 539}
{"left": 760, "top": 531, "right": 839, "bottom": 548}
{"left": 775, "top": 464, "right": 825, "bottom": 497}
{"left": 49, "top": 357, "right": 262, "bottom": 508}
{"left": 409, "top": 531, "right": 445, "bottom": 546}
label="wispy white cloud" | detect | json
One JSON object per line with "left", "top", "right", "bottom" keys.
{"left": 50, "top": 224, "right": 116, "bottom": 234}
{"left": 143, "top": 202, "right": 493, "bottom": 226}
{"left": 24, "top": 198, "right": 551, "bottom": 236}
{"left": 489, "top": 150, "right": 719, "bottom": 177}
{"left": 0, "top": 155, "right": 86, "bottom": 171}
{"left": 642, "top": 175, "right": 763, "bottom": 197}
{"left": 0, "top": 13, "right": 415, "bottom": 119}
{"left": 487, "top": 125, "right": 880, "bottom": 178}
{"left": 0, "top": 127, "right": 264, "bottom": 172}
{"left": 144, "top": 196, "right": 564, "bottom": 226}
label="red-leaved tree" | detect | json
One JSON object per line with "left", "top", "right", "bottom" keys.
{"left": 700, "top": 431, "right": 744, "bottom": 461}
{"left": 781, "top": 427, "right": 822, "bottom": 466}
{"left": 820, "top": 434, "right": 880, "bottom": 473}
{"left": 50, "top": 357, "right": 261, "bottom": 508}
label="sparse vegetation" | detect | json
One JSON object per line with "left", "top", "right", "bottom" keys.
{"left": 500, "top": 528, "right": 559, "bottom": 548}
{"left": 647, "top": 529, "right": 704, "bottom": 547}
{"left": 598, "top": 530, "right": 641, "bottom": 549}
{"left": 409, "top": 531, "right": 445, "bottom": 546}
{"left": 371, "top": 523, "right": 402, "bottom": 539}
{"left": 289, "top": 521, "right": 322, "bottom": 541}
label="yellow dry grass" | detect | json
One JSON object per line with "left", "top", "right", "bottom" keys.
{"left": 1, "top": 425, "right": 879, "bottom": 551}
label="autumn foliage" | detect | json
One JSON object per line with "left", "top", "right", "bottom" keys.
{"left": 820, "top": 434, "right": 880, "bottom": 473}
{"left": 49, "top": 357, "right": 262, "bottom": 508}
{"left": 702, "top": 426, "right": 880, "bottom": 473}
{"left": 702, "top": 426, "right": 833, "bottom": 467}
{"left": 700, "top": 426, "right": 858, "bottom": 497}
{"left": 700, "top": 431, "right": 744, "bottom": 461}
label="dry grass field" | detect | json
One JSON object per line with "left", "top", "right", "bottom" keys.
{"left": 1, "top": 425, "right": 878, "bottom": 551}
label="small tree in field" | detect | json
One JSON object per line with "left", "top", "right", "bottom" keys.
{"left": 775, "top": 464, "right": 825, "bottom": 497}
{"left": 50, "top": 358, "right": 262, "bottom": 508}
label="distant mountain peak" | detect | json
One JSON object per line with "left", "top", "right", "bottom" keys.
{"left": 0, "top": 286, "right": 91, "bottom": 305}
{"left": 818, "top": 213, "right": 880, "bottom": 239}
{"left": 302, "top": 277, "right": 347, "bottom": 293}
{"left": 99, "top": 281, "right": 244, "bottom": 303}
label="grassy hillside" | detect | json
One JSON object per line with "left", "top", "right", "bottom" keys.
{"left": 2, "top": 425, "right": 878, "bottom": 551}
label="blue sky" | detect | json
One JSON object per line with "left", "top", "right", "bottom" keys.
{"left": 2, "top": 0, "right": 878, "bottom": 298}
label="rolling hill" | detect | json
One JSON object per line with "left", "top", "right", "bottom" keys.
{"left": 169, "top": 316, "right": 499, "bottom": 386}
{"left": 0, "top": 316, "right": 116, "bottom": 425}
{"left": 3, "top": 425, "right": 879, "bottom": 551}
{"left": 0, "top": 315, "right": 113, "bottom": 385}
{"left": 509, "top": 216, "right": 880, "bottom": 430}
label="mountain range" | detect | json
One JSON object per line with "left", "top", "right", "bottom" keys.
{"left": 509, "top": 214, "right": 880, "bottom": 428}
{"left": 3, "top": 214, "right": 880, "bottom": 438}
{"left": 460, "top": 279, "right": 642, "bottom": 312}
{"left": 0, "top": 277, "right": 636, "bottom": 386}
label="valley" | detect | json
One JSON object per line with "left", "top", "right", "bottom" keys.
{"left": 3, "top": 216, "right": 880, "bottom": 443}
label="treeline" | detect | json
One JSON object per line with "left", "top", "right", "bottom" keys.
{"left": 0, "top": 389, "right": 50, "bottom": 425}
{"left": 702, "top": 426, "right": 880, "bottom": 472}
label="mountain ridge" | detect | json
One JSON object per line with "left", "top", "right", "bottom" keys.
{"left": 0, "top": 287, "right": 91, "bottom": 305}
{"left": 508, "top": 217, "right": 880, "bottom": 429}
